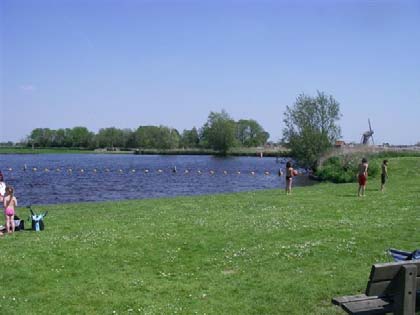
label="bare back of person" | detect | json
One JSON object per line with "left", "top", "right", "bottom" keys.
{"left": 358, "top": 162, "right": 368, "bottom": 176}
{"left": 4, "top": 195, "right": 17, "bottom": 211}
{"left": 381, "top": 163, "right": 387, "bottom": 175}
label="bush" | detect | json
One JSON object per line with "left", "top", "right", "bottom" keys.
{"left": 282, "top": 91, "right": 341, "bottom": 169}
{"left": 316, "top": 154, "right": 380, "bottom": 183}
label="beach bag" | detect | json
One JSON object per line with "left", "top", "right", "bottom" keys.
{"left": 389, "top": 248, "right": 420, "bottom": 261}
{"left": 410, "top": 250, "right": 420, "bottom": 260}
{"left": 28, "top": 206, "right": 48, "bottom": 231}
{"left": 13, "top": 215, "right": 24, "bottom": 231}
{"left": 32, "top": 217, "right": 45, "bottom": 231}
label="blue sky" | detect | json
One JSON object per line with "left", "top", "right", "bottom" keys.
{"left": 1, "top": 0, "right": 419, "bottom": 145}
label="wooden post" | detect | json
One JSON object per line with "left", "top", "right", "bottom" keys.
{"left": 394, "top": 264, "right": 417, "bottom": 315}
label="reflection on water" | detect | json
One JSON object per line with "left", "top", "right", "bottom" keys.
{"left": 0, "top": 154, "right": 315, "bottom": 205}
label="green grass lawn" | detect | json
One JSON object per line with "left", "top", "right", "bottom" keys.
{"left": 1, "top": 157, "right": 419, "bottom": 314}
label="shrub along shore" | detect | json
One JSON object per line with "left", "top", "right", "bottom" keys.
{"left": 315, "top": 149, "right": 420, "bottom": 183}
{"left": 0, "top": 156, "right": 419, "bottom": 314}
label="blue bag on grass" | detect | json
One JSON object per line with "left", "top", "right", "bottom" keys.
{"left": 389, "top": 248, "right": 420, "bottom": 261}
{"left": 28, "top": 206, "right": 48, "bottom": 231}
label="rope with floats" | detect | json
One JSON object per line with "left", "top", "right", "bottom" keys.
{"left": 0, "top": 166, "right": 303, "bottom": 177}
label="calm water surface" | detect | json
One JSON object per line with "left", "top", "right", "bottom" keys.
{"left": 0, "top": 154, "right": 314, "bottom": 205}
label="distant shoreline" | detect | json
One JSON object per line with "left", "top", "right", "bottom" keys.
{"left": 0, "top": 146, "right": 291, "bottom": 157}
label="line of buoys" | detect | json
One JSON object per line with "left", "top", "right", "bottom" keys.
{"left": 7, "top": 166, "right": 286, "bottom": 176}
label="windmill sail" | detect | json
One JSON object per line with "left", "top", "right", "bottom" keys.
{"left": 361, "top": 119, "right": 374, "bottom": 145}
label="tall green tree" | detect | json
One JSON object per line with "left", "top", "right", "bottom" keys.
{"left": 52, "top": 129, "right": 65, "bottom": 147}
{"left": 135, "top": 126, "right": 157, "bottom": 148}
{"left": 236, "top": 119, "right": 270, "bottom": 147}
{"left": 180, "top": 127, "right": 200, "bottom": 148}
{"left": 167, "top": 128, "right": 181, "bottom": 149}
{"left": 282, "top": 91, "right": 341, "bottom": 169}
{"left": 62, "top": 128, "right": 74, "bottom": 147}
{"left": 28, "top": 128, "right": 53, "bottom": 147}
{"left": 135, "top": 125, "right": 180, "bottom": 149}
{"left": 70, "top": 127, "right": 94, "bottom": 148}
{"left": 201, "top": 110, "right": 237, "bottom": 154}
{"left": 96, "top": 127, "right": 130, "bottom": 148}
{"left": 122, "top": 129, "right": 136, "bottom": 148}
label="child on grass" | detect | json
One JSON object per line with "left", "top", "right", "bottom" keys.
{"left": 3, "top": 186, "right": 17, "bottom": 234}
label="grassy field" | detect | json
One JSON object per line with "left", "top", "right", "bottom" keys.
{"left": 0, "top": 157, "right": 419, "bottom": 314}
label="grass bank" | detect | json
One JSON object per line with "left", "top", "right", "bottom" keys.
{"left": 1, "top": 157, "right": 419, "bottom": 314}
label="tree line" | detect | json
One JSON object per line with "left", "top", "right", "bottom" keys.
{"left": 24, "top": 91, "right": 342, "bottom": 169}
{"left": 25, "top": 112, "right": 270, "bottom": 154}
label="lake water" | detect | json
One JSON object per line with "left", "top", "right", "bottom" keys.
{"left": 0, "top": 154, "right": 314, "bottom": 205}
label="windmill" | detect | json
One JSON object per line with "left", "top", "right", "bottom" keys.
{"left": 361, "top": 119, "right": 374, "bottom": 145}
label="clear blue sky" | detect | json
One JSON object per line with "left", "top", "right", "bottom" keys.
{"left": 1, "top": 0, "right": 419, "bottom": 145}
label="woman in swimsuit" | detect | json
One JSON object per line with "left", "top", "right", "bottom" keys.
{"left": 285, "top": 161, "right": 294, "bottom": 195}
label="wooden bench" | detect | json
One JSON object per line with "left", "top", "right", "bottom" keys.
{"left": 332, "top": 260, "right": 420, "bottom": 315}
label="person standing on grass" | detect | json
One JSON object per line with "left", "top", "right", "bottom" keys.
{"left": 357, "top": 158, "right": 369, "bottom": 197}
{"left": 0, "top": 172, "right": 5, "bottom": 236}
{"left": 285, "top": 161, "right": 294, "bottom": 195}
{"left": 3, "top": 186, "right": 17, "bottom": 234}
{"left": 0, "top": 171, "right": 6, "bottom": 203}
{"left": 381, "top": 160, "right": 389, "bottom": 192}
